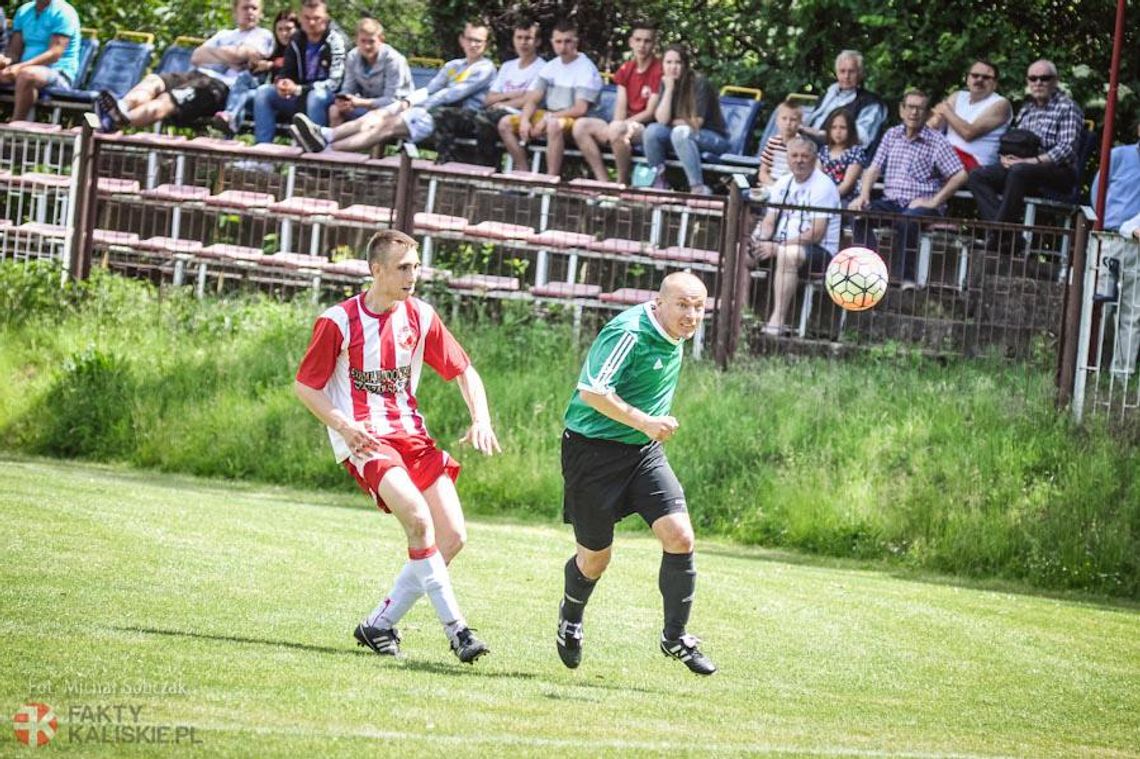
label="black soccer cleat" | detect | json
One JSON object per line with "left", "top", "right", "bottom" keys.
{"left": 556, "top": 603, "right": 584, "bottom": 669}
{"left": 94, "top": 90, "right": 126, "bottom": 133}
{"left": 354, "top": 623, "right": 401, "bottom": 656}
{"left": 660, "top": 633, "right": 717, "bottom": 676}
{"left": 290, "top": 113, "right": 327, "bottom": 153}
{"left": 449, "top": 626, "right": 489, "bottom": 664}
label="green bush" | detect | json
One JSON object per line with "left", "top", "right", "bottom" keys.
{"left": 1, "top": 261, "right": 1137, "bottom": 597}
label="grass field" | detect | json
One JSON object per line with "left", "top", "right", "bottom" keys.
{"left": 1, "top": 457, "right": 1137, "bottom": 757}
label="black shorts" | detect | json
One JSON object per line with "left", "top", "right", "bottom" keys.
{"left": 158, "top": 72, "right": 229, "bottom": 126}
{"left": 561, "top": 429, "right": 687, "bottom": 551}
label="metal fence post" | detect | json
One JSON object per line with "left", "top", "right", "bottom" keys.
{"left": 66, "top": 113, "right": 99, "bottom": 282}
{"left": 1057, "top": 208, "right": 1090, "bottom": 411}
{"left": 716, "top": 184, "right": 749, "bottom": 368}
{"left": 393, "top": 145, "right": 418, "bottom": 236}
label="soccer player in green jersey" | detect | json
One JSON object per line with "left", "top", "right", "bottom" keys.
{"left": 557, "top": 271, "right": 717, "bottom": 675}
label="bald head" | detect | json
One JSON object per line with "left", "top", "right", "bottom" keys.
{"left": 660, "top": 271, "right": 707, "bottom": 301}
{"left": 656, "top": 272, "right": 707, "bottom": 341}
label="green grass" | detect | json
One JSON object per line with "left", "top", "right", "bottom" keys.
{"left": 1, "top": 261, "right": 1139, "bottom": 597}
{"left": 1, "top": 457, "right": 1138, "bottom": 757}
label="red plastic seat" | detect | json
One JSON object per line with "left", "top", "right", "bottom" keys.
{"left": 206, "top": 190, "right": 276, "bottom": 210}
{"left": 140, "top": 184, "right": 210, "bottom": 202}
{"left": 527, "top": 230, "right": 595, "bottom": 248}
{"left": 599, "top": 287, "right": 656, "bottom": 305}
{"left": 531, "top": 282, "right": 602, "bottom": 298}
{"left": 332, "top": 204, "right": 393, "bottom": 224}
{"left": 200, "top": 243, "right": 264, "bottom": 263}
{"left": 137, "top": 236, "right": 202, "bottom": 254}
{"left": 652, "top": 246, "right": 720, "bottom": 265}
{"left": 413, "top": 213, "right": 468, "bottom": 233}
{"left": 448, "top": 274, "right": 521, "bottom": 291}
{"left": 466, "top": 220, "right": 533, "bottom": 240}
{"left": 268, "top": 197, "right": 340, "bottom": 217}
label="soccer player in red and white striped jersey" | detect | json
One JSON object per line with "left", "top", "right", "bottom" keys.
{"left": 295, "top": 229, "right": 500, "bottom": 663}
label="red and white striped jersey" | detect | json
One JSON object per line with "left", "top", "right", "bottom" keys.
{"left": 296, "top": 294, "right": 470, "bottom": 461}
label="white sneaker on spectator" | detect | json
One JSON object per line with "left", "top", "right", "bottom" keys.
{"left": 690, "top": 184, "right": 713, "bottom": 196}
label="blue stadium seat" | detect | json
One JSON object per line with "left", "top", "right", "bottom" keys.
{"left": 43, "top": 34, "right": 154, "bottom": 106}
{"left": 155, "top": 36, "right": 206, "bottom": 76}
{"left": 703, "top": 86, "right": 763, "bottom": 162}
{"left": 720, "top": 92, "right": 815, "bottom": 169}
{"left": 408, "top": 56, "right": 443, "bottom": 90}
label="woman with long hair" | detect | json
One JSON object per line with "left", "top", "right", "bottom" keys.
{"left": 641, "top": 44, "right": 729, "bottom": 194}
{"left": 818, "top": 108, "right": 867, "bottom": 205}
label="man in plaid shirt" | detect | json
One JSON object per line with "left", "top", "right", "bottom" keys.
{"left": 850, "top": 90, "right": 968, "bottom": 287}
{"left": 968, "top": 59, "right": 1083, "bottom": 235}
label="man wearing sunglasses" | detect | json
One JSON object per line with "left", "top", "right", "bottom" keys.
{"left": 928, "top": 59, "right": 1011, "bottom": 171}
{"left": 967, "top": 59, "right": 1083, "bottom": 237}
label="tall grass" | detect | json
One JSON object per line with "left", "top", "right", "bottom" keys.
{"left": 2, "top": 261, "right": 1137, "bottom": 597}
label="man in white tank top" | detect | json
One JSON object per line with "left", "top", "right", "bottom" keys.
{"left": 928, "top": 59, "right": 1011, "bottom": 170}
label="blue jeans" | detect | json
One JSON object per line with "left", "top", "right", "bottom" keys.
{"left": 852, "top": 198, "right": 942, "bottom": 281}
{"left": 643, "top": 123, "right": 731, "bottom": 188}
{"left": 253, "top": 81, "right": 336, "bottom": 144}
{"left": 223, "top": 71, "right": 259, "bottom": 131}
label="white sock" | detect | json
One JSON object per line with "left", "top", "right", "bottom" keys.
{"left": 319, "top": 126, "right": 333, "bottom": 142}
{"left": 366, "top": 561, "right": 422, "bottom": 629}
{"left": 408, "top": 547, "right": 465, "bottom": 630}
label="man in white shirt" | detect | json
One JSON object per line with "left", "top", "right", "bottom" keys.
{"left": 498, "top": 19, "right": 602, "bottom": 176}
{"left": 432, "top": 18, "right": 543, "bottom": 166}
{"left": 927, "top": 59, "right": 1011, "bottom": 170}
{"left": 748, "top": 136, "right": 842, "bottom": 335}
{"left": 95, "top": 0, "right": 273, "bottom": 131}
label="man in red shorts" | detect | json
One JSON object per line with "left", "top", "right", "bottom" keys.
{"left": 294, "top": 229, "right": 500, "bottom": 663}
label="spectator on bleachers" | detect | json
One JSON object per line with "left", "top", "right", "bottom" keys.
{"left": 927, "top": 59, "right": 1011, "bottom": 171}
{"left": 749, "top": 136, "right": 841, "bottom": 335}
{"left": 642, "top": 44, "right": 728, "bottom": 195}
{"left": 572, "top": 21, "right": 662, "bottom": 185}
{"left": 499, "top": 19, "right": 603, "bottom": 177}
{"left": 799, "top": 50, "right": 887, "bottom": 153}
{"left": 757, "top": 100, "right": 803, "bottom": 188}
{"left": 290, "top": 21, "right": 493, "bottom": 153}
{"left": 328, "top": 18, "right": 412, "bottom": 127}
{"left": 850, "top": 90, "right": 967, "bottom": 288}
{"left": 1091, "top": 121, "right": 1140, "bottom": 377}
{"left": 967, "top": 59, "right": 1083, "bottom": 244}
{"left": 212, "top": 8, "right": 297, "bottom": 136}
{"left": 818, "top": 108, "right": 866, "bottom": 205}
{"left": 0, "top": 0, "right": 81, "bottom": 123}
{"left": 252, "top": 0, "right": 346, "bottom": 144}
{"left": 95, "top": 0, "right": 274, "bottom": 132}
{"left": 432, "top": 18, "right": 544, "bottom": 166}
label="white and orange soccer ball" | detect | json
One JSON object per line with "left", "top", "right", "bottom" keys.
{"left": 825, "top": 246, "right": 889, "bottom": 311}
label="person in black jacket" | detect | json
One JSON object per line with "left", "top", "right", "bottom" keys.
{"left": 252, "top": 0, "right": 346, "bottom": 144}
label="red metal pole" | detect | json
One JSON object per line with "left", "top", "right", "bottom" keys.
{"left": 1093, "top": 0, "right": 1127, "bottom": 231}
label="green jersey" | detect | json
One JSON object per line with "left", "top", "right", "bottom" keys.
{"left": 564, "top": 303, "right": 684, "bottom": 444}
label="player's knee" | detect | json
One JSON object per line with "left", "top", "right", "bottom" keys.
{"left": 658, "top": 521, "right": 694, "bottom": 553}
{"left": 439, "top": 529, "right": 467, "bottom": 562}
{"left": 578, "top": 550, "right": 611, "bottom": 577}
{"left": 403, "top": 511, "right": 433, "bottom": 544}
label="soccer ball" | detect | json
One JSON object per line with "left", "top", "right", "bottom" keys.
{"left": 825, "top": 247, "right": 889, "bottom": 311}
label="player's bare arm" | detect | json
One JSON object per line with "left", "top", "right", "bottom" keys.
{"left": 454, "top": 365, "right": 502, "bottom": 455}
{"left": 293, "top": 380, "right": 381, "bottom": 456}
{"left": 579, "top": 388, "right": 678, "bottom": 442}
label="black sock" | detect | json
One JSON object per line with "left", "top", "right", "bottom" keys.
{"left": 659, "top": 551, "right": 695, "bottom": 639}
{"left": 561, "top": 555, "right": 598, "bottom": 624}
